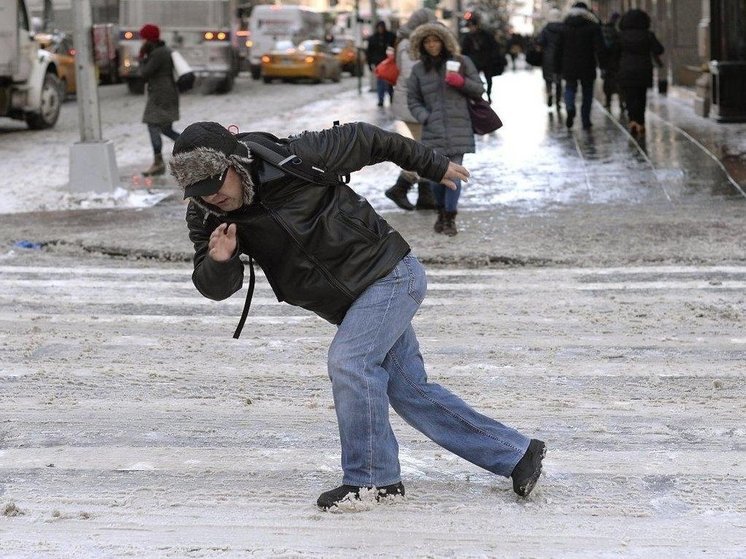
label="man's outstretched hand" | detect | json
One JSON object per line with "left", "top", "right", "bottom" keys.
{"left": 440, "top": 161, "right": 470, "bottom": 190}
{"left": 208, "top": 223, "right": 237, "bottom": 262}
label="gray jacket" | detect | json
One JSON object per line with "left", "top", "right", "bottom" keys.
{"left": 406, "top": 23, "right": 483, "bottom": 156}
{"left": 140, "top": 42, "right": 179, "bottom": 124}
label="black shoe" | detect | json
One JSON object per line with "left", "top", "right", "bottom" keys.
{"left": 511, "top": 439, "right": 546, "bottom": 497}
{"left": 566, "top": 112, "right": 575, "bottom": 129}
{"left": 317, "top": 482, "right": 405, "bottom": 510}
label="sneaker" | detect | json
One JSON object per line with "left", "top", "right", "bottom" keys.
{"left": 511, "top": 439, "right": 546, "bottom": 497}
{"left": 317, "top": 482, "right": 405, "bottom": 510}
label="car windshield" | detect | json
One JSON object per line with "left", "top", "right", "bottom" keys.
{"left": 297, "top": 40, "right": 317, "bottom": 52}
{"left": 273, "top": 40, "right": 294, "bottom": 52}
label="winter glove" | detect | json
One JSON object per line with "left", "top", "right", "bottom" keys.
{"left": 445, "top": 72, "right": 465, "bottom": 88}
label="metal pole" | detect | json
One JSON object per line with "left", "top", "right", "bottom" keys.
{"left": 72, "top": 0, "right": 101, "bottom": 141}
{"left": 68, "top": 0, "right": 118, "bottom": 193}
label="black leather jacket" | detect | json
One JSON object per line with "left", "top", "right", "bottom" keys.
{"left": 185, "top": 122, "right": 449, "bottom": 325}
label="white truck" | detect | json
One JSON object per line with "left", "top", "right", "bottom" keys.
{"left": 118, "top": 0, "right": 240, "bottom": 94}
{"left": 0, "top": 0, "right": 63, "bottom": 129}
{"left": 248, "top": 4, "right": 324, "bottom": 80}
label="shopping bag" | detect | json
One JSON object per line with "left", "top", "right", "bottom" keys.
{"left": 468, "top": 97, "right": 503, "bottom": 135}
{"left": 375, "top": 56, "right": 399, "bottom": 86}
{"left": 172, "top": 50, "right": 195, "bottom": 93}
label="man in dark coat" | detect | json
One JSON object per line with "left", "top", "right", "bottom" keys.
{"left": 168, "top": 120, "right": 546, "bottom": 510}
{"left": 366, "top": 21, "right": 396, "bottom": 106}
{"left": 460, "top": 15, "right": 504, "bottom": 103}
{"left": 139, "top": 23, "right": 180, "bottom": 176}
{"left": 554, "top": 2, "right": 605, "bottom": 129}
{"left": 537, "top": 8, "right": 564, "bottom": 111}
{"left": 601, "top": 12, "right": 622, "bottom": 110}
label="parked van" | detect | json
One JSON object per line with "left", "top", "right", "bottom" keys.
{"left": 248, "top": 4, "right": 324, "bottom": 80}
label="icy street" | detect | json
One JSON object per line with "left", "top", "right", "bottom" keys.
{"left": 0, "top": 69, "right": 745, "bottom": 557}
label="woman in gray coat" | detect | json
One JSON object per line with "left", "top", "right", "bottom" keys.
{"left": 139, "top": 23, "right": 180, "bottom": 176}
{"left": 407, "top": 23, "right": 483, "bottom": 236}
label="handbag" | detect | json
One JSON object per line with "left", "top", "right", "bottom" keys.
{"left": 375, "top": 56, "right": 399, "bottom": 86}
{"left": 468, "top": 97, "right": 503, "bottom": 135}
{"left": 171, "top": 50, "right": 195, "bottom": 93}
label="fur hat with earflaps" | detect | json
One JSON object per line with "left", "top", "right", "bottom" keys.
{"left": 170, "top": 121, "right": 255, "bottom": 205}
{"left": 409, "top": 22, "right": 460, "bottom": 60}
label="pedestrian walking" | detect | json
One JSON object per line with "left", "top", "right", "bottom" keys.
{"left": 407, "top": 23, "right": 483, "bottom": 236}
{"left": 601, "top": 12, "right": 623, "bottom": 111}
{"left": 614, "top": 9, "right": 664, "bottom": 135}
{"left": 460, "top": 14, "right": 504, "bottom": 104}
{"left": 554, "top": 2, "right": 605, "bottom": 130}
{"left": 168, "top": 120, "right": 546, "bottom": 510}
{"left": 386, "top": 8, "right": 439, "bottom": 212}
{"left": 366, "top": 21, "right": 396, "bottom": 107}
{"left": 536, "top": 8, "right": 564, "bottom": 113}
{"left": 139, "top": 23, "right": 181, "bottom": 176}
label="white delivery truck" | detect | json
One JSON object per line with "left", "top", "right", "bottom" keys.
{"left": 118, "top": 0, "right": 240, "bottom": 94}
{"left": 248, "top": 4, "right": 324, "bottom": 80}
{"left": 0, "top": 0, "right": 63, "bottom": 129}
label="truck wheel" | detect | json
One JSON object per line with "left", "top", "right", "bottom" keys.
{"left": 26, "top": 73, "right": 63, "bottom": 130}
{"left": 127, "top": 78, "right": 145, "bottom": 95}
{"left": 215, "top": 73, "right": 234, "bottom": 94}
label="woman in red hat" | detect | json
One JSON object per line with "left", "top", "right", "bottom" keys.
{"left": 138, "top": 23, "right": 181, "bottom": 176}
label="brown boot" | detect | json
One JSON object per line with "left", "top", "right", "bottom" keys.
{"left": 442, "top": 211, "right": 458, "bottom": 237}
{"left": 433, "top": 208, "right": 446, "bottom": 234}
{"left": 143, "top": 153, "right": 165, "bottom": 176}
{"left": 415, "top": 180, "right": 437, "bottom": 210}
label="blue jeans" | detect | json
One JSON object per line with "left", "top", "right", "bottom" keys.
{"left": 327, "top": 254, "right": 530, "bottom": 487}
{"left": 376, "top": 77, "right": 393, "bottom": 105}
{"left": 429, "top": 153, "right": 463, "bottom": 212}
{"left": 147, "top": 123, "right": 180, "bottom": 155}
{"left": 564, "top": 78, "right": 595, "bottom": 127}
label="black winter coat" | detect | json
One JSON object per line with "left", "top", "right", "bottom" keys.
{"left": 537, "top": 21, "right": 563, "bottom": 79}
{"left": 554, "top": 8, "right": 605, "bottom": 81}
{"left": 366, "top": 30, "right": 396, "bottom": 68}
{"left": 460, "top": 29, "right": 503, "bottom": 76}
{"left": 615, "top": 29, "right": 664, "bottom": 88}
{"left": 185, "top": 122, "right": 449, "bottom": 325}
{"left": 140, "top": 42, "right": 179, "bottom": 124}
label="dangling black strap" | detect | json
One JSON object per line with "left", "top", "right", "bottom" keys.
{"left": 233, "top": 255, "right": 255, "bottom": 339}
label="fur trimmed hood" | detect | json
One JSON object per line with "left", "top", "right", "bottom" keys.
{"left": 409, "top": 22, "right": 460, "bottom": 60}
{"left": 169, "top": 121, "right": 256, "bottom": 206}
{"left": 565, "top": 6, "right": 600, "bottom": 26}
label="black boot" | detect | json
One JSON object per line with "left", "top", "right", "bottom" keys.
{"left": 385, "top": 176, "right": 415, "bottom": 211}
{"left": 415, "top": 180, "right": 437, "bottom": 210}
{"left": 511, "top": 439, "right": 546, "bottom": 497}
{"left": 433, "top": 207, "right": 446, "bottom": 234}
{"left": 317, "top": 482, "right": 405, "bottom": 510}
{"left": 442, "top": 211, "right": 458, "bottom": 236}
{"left": 143, "top": 153, "right": 165, "bottom": 176}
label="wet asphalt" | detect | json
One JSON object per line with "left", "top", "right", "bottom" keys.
{"left": 1, "top": 69, "right": 744, "bottom": 268}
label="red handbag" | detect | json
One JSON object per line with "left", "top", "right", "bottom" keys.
{"left": 375, "top": 56, "right": 399, "bottom": 86}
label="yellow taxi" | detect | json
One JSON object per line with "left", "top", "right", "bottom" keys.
{"left": 329, "top": 36, "right": 365, "bottom": 76}
{"left": 35, "top": 32, "right": 98, "bottom": 97}
{"left": 261, "top": 40, "right": 342, "bottom": 84}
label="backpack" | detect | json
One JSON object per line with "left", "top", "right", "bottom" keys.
{"left": 229, "top": 127, "right": 348, "bottom": 339}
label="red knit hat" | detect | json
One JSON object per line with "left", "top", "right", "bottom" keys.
{"left": 139, "top": 23, "right": 160, "bottom": 41}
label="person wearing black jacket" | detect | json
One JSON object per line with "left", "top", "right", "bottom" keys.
{"left": 169, "top": 120, "right": 546, "bottom": 510}
{"left": 536, "top": 8, "right": 563, "bottom": 112}
{"left": 614, "top": 9, "right": 664, "bottom": 135}
{"left": 460, "top": 15, "right": 504, "bottom": 104}
{"left": 366, "top": 21, "right": 397, "bottom": 107}
{"left": 554, "top": 2, "right": 605, "bottom": 130}
{"left": 138, "top": 23, "right": 180, "bottom": 176}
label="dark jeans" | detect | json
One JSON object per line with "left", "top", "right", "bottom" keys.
{"left": 147, "top": 123, "right": 180, "bottom": 155}
{"left": 621, "top": 86, "right": 647, "bottom": 125}
{"left": 564, "top": 78, "right": 595, "bottom": 127}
